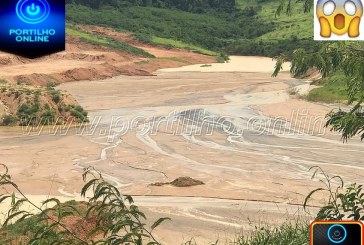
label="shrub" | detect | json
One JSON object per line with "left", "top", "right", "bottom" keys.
{"left": 287, "top": 87, "right": 301, "bottom": 96}
{"left": 46, "top": 82, "right": 59, "bottom": 89}
{"left": 236, "top": 221, "right": 309, "bottom": 245}
{"left": 70, "top": 105, "right": 89, "bottom": 122}
{"left": 133, "top": 33, "right": 153, "bottom": 43}
{"left": 1, "top": 115, "right": 18, "bottom": 126}
{"left": 40, "top": 110, "right": 56, "bottom": 125}
{"left": 216, "top": 53, "right": 230, "bottom": 63}
{"left": 70, "top": 110, "right": 87, "bottom": 122}
{"left": 47, "top": 89, "right": 62, "bottom": 104}
{"left": 304, "top": 166, "right": 364, "bottom": 220}
{"left": 0, "top": 165, "right": 169, "bottom": 244}
{"left": 52, "top": 93, "right": 61, "bottom": 104}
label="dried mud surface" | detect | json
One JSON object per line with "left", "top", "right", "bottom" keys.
{"left": 0, "top": 57, "right": 361, "bottom": 244}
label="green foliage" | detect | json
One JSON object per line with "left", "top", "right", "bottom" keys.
{"left": 67, "top": 28, "right": 109, "bottom": 44}
{"left": 70, "top": 105, "right": 89, "bottom": 123}
{"left": 273, "top": 2, "right": 364, "bottom": 141}
{"left": 17, "top": 103, "right": 40, "bottom": 126}
{"left": 1, "top": 165, "right": 364, "bottom": 244}
{"left": 236, "top": 166, "right": 364, "bottom": 244}
{"left": 256, "top": 1, "right": 312, "bottom": 41}
{"left": 325, "top": 104, "right": 364, "bottom": 142}
{"left": 287, "top": 86, "right": 300, "bottom": 96}
{"left": 46, "top": 82, "right": 59, "bottom": 89}
{"left": 228, "top": 38, "right": 321, "bottom": 58}
{"left": 1, "top": 115, "right": 17, "bottom": 126}
{"left": 3, "top": 87, "right": 89, "bottom": 126}
{"left": 107, "top": 39, "right": 155, "bottom": 58}
{"left": 67, "top": 27, "right": 154, "bottom": 58}
{"left": 216, "top": 53, "right": 230, "bottom": 63}
{"left": 0, "top": 165, "right": 169, "bottom": 244}
{"left": 304, "top": 166, "right": 364, "bottom": 221}
{"left": 149, "top": 36, "right": 217, "bottom": 56}
{"left": 275, "top": 0, "right": 312, "bottom": 16}
{"left": 66, "top": 4, "right": 274, "bottom": 51}
{"left": 307, "top": 74, "right": 348, "bottom": 103}
{"left": 66, "top": 0, "right": 236, "bottom": 13}
{"left": 48, "top": 89, "right": 62, "bottom": 104}
{"left": 40, "top": 109, "right": 56, "bottom": 125}
{"left": 274, "top": 42, "right": 364, "bottom": 141}
{"left": 66, "top": 0, "right": 319, "bottom": 57}
{"left": 134, "top": 33, "right": 216, "bottom": 56}
{"left": 235, "top": 221, "right": 309, "bottom": 245}
{"left": 81, "top": 167, "right": 170, "bottom": 244}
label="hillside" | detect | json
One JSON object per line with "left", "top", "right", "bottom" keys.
{"left": 0, "top": 0, "right": 317, "bottom": 126}
{"left": 66, "top": 0, "right": 317, "bottom": 57}
{"left": 0, "top": 0, "right": 318, "bottom": 126}
{"left": 236, "top": 0, "right": 313, "bottom": 40}
{"left": 0, "top": 25, "right": 215, "bottom": 126}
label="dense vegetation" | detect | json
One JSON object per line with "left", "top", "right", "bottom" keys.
{"left": 226, "top": 37, "right": 321, "bottom": 58}
{"left": 273, "top": 2, "right": 364, "bottom": 142}
{"left": 66, "top": 0, "right": 236, "bottom": 13}
{"left": 66, "top": 0, "right": 318, "bottom": 57}
{"left": 306, "top": 73, "right": 348, "bottom": 103}
{"left": 66, "top": 4, "right": 273, "bottom": 52}
{"left": 275, "top": 42, "right": 364, "bottom": 141}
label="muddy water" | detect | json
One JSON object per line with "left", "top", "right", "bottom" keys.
{"left": 1, "top": 57, "right": 363, "bottom": 244}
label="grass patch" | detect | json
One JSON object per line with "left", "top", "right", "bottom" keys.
{"left": 66, "top": 4, "right": 273, "bottom": 51}
{"left": 1, "top": 115, "right": 17, "bottom": 126}
{"left": 157, "top": 57, "right": 188, "bottom": 63}
{"left": 307, "top": 73, "right": 348, "bottom": 103}
{"left": 235, "top": 221, "right": 309, "bottom": 245}
{"left": 229, "top": 0, "right": 317, "bottom": 57}
{"left": 236, "top": 0, "right": 312, "bottom": 40}
{"left": 66, "top": 27, "right": 109, "bottom": 45}
{"left": 69, "top": 105, "right": 88, "bottom": 122}
{"left": 66, "top": 27, "right": 154, "bottom": 58}
{"left": 135, "top": 60, "right": 150, "bottom": 65}
{"left": 151, "top": 36, "right": 217, "bottom": 56}
{"left": 66, "top": 3, "right": 319, "bottom": 57}
{"left": 257, "top": 2, "right": 313, "bottom": 40}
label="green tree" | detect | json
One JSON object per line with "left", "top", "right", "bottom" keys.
{"left": 274, "top": 0, "right": 364, "bottom": 141}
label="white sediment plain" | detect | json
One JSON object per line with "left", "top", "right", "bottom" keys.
{"left": 1, "top": 57, "right": 362, "bottom": 244}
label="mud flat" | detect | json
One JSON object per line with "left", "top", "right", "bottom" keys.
{"left": 0, "top": 57, "right": 362, "bottom": 244}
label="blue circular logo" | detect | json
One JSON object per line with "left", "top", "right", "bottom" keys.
{"left": 16, "top": 0, "right": 50, "bottom": 24}
{"left": 327, "top": 224, "right": 347, "bottom": 244}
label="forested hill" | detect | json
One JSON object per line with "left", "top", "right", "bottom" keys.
{"left": 66, "top": 0, "right": 319, "bottom": 57}
{"left": 66, "top": 0, "right": 236, "bottom": 13}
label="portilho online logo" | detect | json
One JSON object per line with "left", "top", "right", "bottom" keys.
{"left": 16, "top": 0, "right": 50, "bottom": 24}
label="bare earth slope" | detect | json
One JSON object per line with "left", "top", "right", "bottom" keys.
{"left": 0, "top": 26, "right": 215, "bottom": 123}
{"left": 0, "top": 28, "right": 214, "bottom": 85}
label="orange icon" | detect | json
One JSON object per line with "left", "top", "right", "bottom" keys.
{"left": 316, "top": 0, "right": 363, "bottom": 37}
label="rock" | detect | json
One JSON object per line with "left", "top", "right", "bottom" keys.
{"left": 151, "top": 177, "right": 204, "bottom": 187}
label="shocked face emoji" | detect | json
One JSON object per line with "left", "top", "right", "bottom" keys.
{"left": 316, "top": 0, "right": 363, "bottom": 37}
